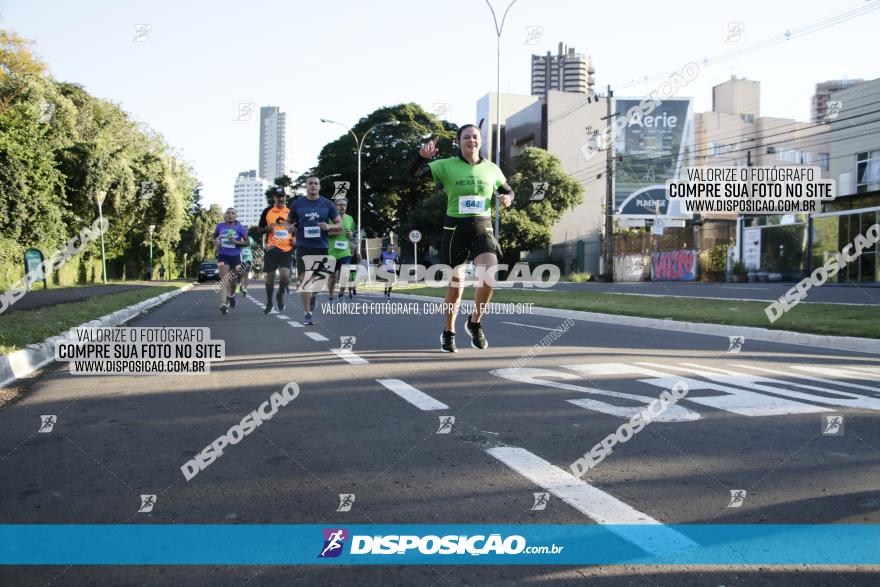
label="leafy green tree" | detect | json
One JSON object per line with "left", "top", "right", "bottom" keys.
{"left": 0, "top": 28, "right": 199, "bottom": 287}
{"left": 264, "top": 174, "right": 294, "bottom": 205}
{"left": 308, "top": 103, "right": 455, "bottom": 244}
{"left": 499, "top": 147, "right": 584, "bottom": 266}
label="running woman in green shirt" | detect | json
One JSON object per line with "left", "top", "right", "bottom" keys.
{"left": 237, "top": 235, "right": 257, "bottom": 296}
{"left": 327, "top": 198, "right": 355, "bottom": 303}
{"left": 411, "top": 124, "right": 514, "bottom": 352}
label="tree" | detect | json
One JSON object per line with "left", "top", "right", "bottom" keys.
{"left": 308, "top": 103, "right": 455, "bottom": 242}
{"left": 179, "top": 204, "right": 222, "bottom": 265}
{"left": 498, "top": 147, "right": 584, "bottom": 267}
{"left": 264, "top": 174, "right": 293, "bottom": 205}
{"left": 0, "top": 28, "right": 199, "bottom": 287}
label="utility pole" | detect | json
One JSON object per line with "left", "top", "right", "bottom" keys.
{"left": 601, "top": 84, "right": 615, "bottom": 281}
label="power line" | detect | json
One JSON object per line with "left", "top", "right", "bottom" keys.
{"left": 610, "top": 3, "right": 880, "bottom": 91}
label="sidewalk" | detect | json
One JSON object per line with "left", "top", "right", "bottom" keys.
{"left": 2, "top": 280, "right": 191, "bottom": 314}
{"left": 548, "top": 281, "right": 880, "bottom": 306}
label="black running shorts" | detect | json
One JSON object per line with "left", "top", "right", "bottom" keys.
{"left": 263, "top": 248, "right": 293, "bottom": 273}
{"left": 440, "top": 215, "right": 503, "bottom": 268}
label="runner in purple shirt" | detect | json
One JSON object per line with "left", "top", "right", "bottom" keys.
{"left": 212, "top": 208, "right": 249, "bottom": 314}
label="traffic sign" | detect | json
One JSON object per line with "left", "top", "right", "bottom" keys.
{"left": 409, "top": 229, "right": 422, "bottom": 243}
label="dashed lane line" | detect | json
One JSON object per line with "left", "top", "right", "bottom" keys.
{"left": 486, "top": 446, "right": 698, "bottom": 557}
{"left": 376, "top": 379, "right": 450, "bottom": 411}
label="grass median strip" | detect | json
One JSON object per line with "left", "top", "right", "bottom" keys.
{"left": 0, "top": 284, "right": 183, "bottom": 355}
{"left": 395, "top": 286, "right": 880, "bottom": 339}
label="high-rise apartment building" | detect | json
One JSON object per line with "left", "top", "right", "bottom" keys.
{"left": 530, "top": 43, "right": 595, "bottom": 97}
{"left": 258, "top": 106, "right": 288, "bottom": 181}
{"left": 233, "top": 170, "right": 269, "bottom": 227}
{"left": 811, "top": 79, "right": 865, "bottom": 123}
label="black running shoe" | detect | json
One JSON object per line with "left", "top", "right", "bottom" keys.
{"left": 263, "top": 300, "right": 273, "bottom": 314}
{"left": 228, "top": 295, "right": 236, "bottom": 308}
{"left": 220, "top": 303, "right": 228, "bottom": 315}
{"left": 465, "top": 318, "right": 488, "bottom": 350}
{"left": 276, "top": 290, "right": 285, "bottom": 311}
{"left": 441, "top": 330, "right": 457, "bottom": 353}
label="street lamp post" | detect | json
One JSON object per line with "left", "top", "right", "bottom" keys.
{"left": 148, "top": 224, "right": 156, "bottom": 280}
{"left": 484, "top": 0, "right": 518, "bottom": 237}
{"left": 320, "top": 119, "right": 400, "bottom": 261}
{"left": 94, "top": 190, "right": 108, "bottom": 284}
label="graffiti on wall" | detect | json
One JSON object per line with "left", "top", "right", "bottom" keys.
{"left": 613, "top": 255, "right": 650, "bottom": 282}
{"left": 651, "top": 250, "right": 697, "bottom": 281}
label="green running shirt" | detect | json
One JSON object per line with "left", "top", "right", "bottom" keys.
{"left": 428, "top": 157, "right": 506, "bottom": 218}
{"left": 328, "top": 214, "right": 355, "bottom": 259}
{"left": 240, "top": 237, "right": 256, "bottom": 262}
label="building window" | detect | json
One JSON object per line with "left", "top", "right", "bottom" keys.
{"left": 776, "top": 149, "right": 811, "bottom": 164}
{"left": 818, "top": 153, "right": 829, "bottom": 171}
{"left": 857, "top": 150, "right": 880, "bottom": 193}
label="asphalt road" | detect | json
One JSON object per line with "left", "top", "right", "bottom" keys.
{"left": 1, "top": 284, "right": 879, "bottom": 585}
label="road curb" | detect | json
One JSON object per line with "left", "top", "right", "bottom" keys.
{"left": 0, "top": 284, "right": 195, "bottom": 388}
{"left": 389, "top": 292, "right": 880, "bottom": 356}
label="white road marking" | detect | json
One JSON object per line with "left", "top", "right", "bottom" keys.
{"left": 501, "top": 321, "right": 565, "bottom": 331}
{"left": 376, "top": 379, "right": 449, "bottom": 411}
{"left": 636, "top": 361, "right": 831, "bottom": 415}
{"left": 487, "top": 446, "right": 698, "bottom": 556}
{"left": 491, "top": 367, "right": 699, "bottom": 421}
{"left": 304, "top": 332, "right": 329, "bottom": 342}
{"left": 275, "top": 314, "right": 290, "bottom": 320}
{"left": 287, "top": 321, "right": 304, "bottom": 328}
{"left": 639, "top": 361, "right": 868, "bottom": 412}
{"left": 332, "top": 349, "right": 369, "bottom": 364}
{"left": 740, "top": 364, "right": 880, "bottom": 393}
{"left": 674, "top": 362, "right": 880, "bottom": 410}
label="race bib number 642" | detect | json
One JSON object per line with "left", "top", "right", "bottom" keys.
{"left": 458, "top": 196, "right": 486, "bottom": 214}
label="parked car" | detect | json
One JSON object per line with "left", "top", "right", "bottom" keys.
{"left": 198, "top": 262, "right": 219, "bottom": 282}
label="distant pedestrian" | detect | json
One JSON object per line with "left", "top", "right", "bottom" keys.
{"left": 158, "top": 265, "right": 166, "bottom": 280}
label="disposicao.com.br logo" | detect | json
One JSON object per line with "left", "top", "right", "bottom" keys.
{"left": 319, "top": 529, "right": 563, "bottom": 558}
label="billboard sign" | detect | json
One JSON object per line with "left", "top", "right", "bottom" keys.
{"left": 613, "top": 97, "right": 693, "bottom": 220}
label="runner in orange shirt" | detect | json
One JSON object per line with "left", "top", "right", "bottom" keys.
{"left": 258, "top": 187, "right": 295, "bottom": 314}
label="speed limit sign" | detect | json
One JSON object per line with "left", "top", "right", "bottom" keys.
{"left": 409, "top": 229, "right": 422, "bottom": 243}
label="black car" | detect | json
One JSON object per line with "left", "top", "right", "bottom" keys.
{"left": 198, "top": 262, "right": 220, "bottom": 282}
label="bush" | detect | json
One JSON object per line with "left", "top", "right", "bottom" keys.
{"left": 568, "top": 272, "right": 593, "bottom": 283}
{"left": 706, "top": 244, "right": 729, "bottom": 273}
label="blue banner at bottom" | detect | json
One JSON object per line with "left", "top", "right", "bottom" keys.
{"left": 1, "top": 525, "right": 878, "bottom": 565}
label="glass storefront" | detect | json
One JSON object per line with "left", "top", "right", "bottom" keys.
{"left": 762, "top": 224, "right": 807, "bottom": 278}
{"left": 810, "top": 208, "right": 879, "bottom": 283}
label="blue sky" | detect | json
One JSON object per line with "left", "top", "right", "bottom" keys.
{"left": 2, "top": 0, "right": 876, "bottom": 210}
